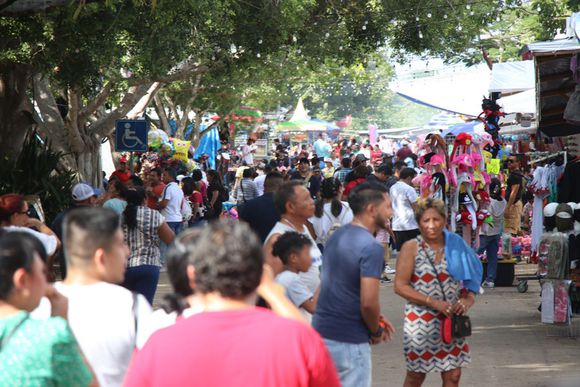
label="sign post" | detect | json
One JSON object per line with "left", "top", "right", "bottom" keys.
{"left": 115, "top": 120, "right": 148, "bottom": 153}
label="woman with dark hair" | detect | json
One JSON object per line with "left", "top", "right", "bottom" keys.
{"left": 103, "top": 179, "right": 129, "bottom": 215}
{"left": 122, "top": 187, "right": 175, "bottom": 304}
{"left": 394, "top": 198, "right": 482, "bottom": 387}
{"left": 206, "top": 169, "right": 226, "bottom": 220}
{"left": 0, "top": 193, "right": 59, "bottom": 257}
{"left": 310, "top": 178, "right": 353, "bottom": 247}
{"left": 0, "top": 231, "right": 96, "bottom": 386}
{"left": 342, "top": 164, "right": 370, "bottom": 199}
{"left": 136, "top": 223, "right": 309, "bottom": 351}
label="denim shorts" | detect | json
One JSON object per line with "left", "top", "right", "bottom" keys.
{"left": 323, "top": 338, "right": 371, "bottom": 387}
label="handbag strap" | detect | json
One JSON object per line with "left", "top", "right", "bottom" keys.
{"left": 422, "top": 241, "right": 448, "bottom": 304}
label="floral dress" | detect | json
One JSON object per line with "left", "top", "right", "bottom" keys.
{"left": 403, "top": 236, "right": 471, "bottom": 373}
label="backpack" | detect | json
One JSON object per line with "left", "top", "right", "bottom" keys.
{"left": 320, "top": 204, "right": 348, "bottom": 245}
{"left": 181, "top": 196, "right": 193, "bottom": 222}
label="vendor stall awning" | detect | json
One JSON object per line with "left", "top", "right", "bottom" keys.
{"left": 489, "top": 61, "right": 534, "bottom": 94}
{"left": 522, "top": 37, "right": 580, "bottom": 57}
{"left": 497, "top": 89, "right": 536, "bottom": 114}
{"left": 390, "top": 64, "right": 491, "bottom": 117}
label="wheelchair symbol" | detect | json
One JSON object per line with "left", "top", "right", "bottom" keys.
{"left": 121, "top": 123, "right": 145, "bottom": 149}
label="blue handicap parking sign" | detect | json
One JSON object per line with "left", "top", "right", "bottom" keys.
{"left": 115, "top": 120, "right": 148, "bottom": 152}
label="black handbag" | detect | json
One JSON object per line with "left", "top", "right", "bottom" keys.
{"left": 424, "top": 244, "right": 472, "bottom": 344}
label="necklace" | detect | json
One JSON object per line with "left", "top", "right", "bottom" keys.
{"left": 352, "top": 219, "right": 369, "bottom": 232}
{"left": 281, "top": 217, "right": 302, "bottom": 231}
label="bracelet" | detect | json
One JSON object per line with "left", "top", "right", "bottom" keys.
{"left": 369, "top": 325, "right": 384, "bottom": 338}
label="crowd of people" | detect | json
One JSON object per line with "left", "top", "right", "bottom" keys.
{"left": 0, "top": 132, "right": 488, "bottom": 387}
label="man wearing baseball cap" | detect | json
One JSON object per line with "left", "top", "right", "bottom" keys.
{"left": 51, "top": 183, "right": 99, "bottom": 279}
{"left": 110, "top": 156, "right": 131, "bottom": 183}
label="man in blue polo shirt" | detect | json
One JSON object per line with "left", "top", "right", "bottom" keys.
{"left": 313, "top": 182, "right": 395, "bottom": 387}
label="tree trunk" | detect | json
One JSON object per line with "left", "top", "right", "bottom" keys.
{"left": 0, "top": 63, "right": 35, "bottom": 159}
{"left": 153, "top": 93, "right": 170, "bottom": 134}
{"left": 190, "top": 110, "right": 203, "bottom": 147}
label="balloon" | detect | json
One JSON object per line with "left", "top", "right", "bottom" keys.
{"left": 172, "top": 139, "right": 191, "bottom": 162}
{"left": 148, "top": 129, "right": 169, "bottom": 149}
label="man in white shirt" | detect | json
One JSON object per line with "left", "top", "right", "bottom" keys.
{"left": 389, "top": 167, "right": 420, "bottom": 250}
{"left": 158, "top": 168, "right": 185, "bottom": 237}
{"left": 57, "top": 207, "right": 152, "bottom": 387}
{"left": 253, "top": 164, "right": 270, "bottom": 196}
{"left": 242, "top": 138, "right": 257, "bottom": 166}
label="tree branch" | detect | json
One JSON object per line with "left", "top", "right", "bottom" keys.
{"left": 481, "top": 46, "right": 493, "bottom": 70}
{"left": 126, "top": 82, "right": 163, "bottom": 119}
{"left": 78, "top": 80, "right": 115, "bottom": 126}
{"left": 89, "top": 84, "right": 151, "bottom": 138}
{"left": 164, "top": 95, "right": 179, "bottom": 122}
{"left": 128, "top": 62, "right": 208, "bottom": 86}
{"left": 65, "top": 87, "right": 85, "bottom": 153}
{"left": 153, "top": 93, "right": 170, "bottom": 134}
{"left": 32, "top": 73, "right": 67, "bottom": 148}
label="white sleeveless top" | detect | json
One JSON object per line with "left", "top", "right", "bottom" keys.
{"left": 265, "top": 222, "right": 322, "bottom": 293}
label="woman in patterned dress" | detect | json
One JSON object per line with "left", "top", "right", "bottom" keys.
{"left": 395, "top": 199, "right": 477, "bottom": 387}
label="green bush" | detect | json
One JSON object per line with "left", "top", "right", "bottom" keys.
{"left": 0, "top": 130, "right": 76, "bottom": 224}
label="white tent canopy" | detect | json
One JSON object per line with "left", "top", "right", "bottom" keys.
{"left": 390, "top": 64, "right": 490, "bottom": 117}
{"left": 489, "top": 61, "right": 535, "bottom": 93}
{"left": 497, "top": 89, "right": 536, "bottom": 114}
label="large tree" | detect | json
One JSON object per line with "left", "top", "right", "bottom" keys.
{"left": 2, "top": 0, "right": 567, "bottom": 185}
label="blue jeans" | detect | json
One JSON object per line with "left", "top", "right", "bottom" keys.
{"left": 478, "top": 234, "right": 500, "bottom": 282}
{"left": 122, "top": 265, "right": 160, "bottom": 305}
{"left": 161, "top": 221, "right": 183, "bottom": 266}
{"left": 167, "top": 221, "right": 183, "bottom": 236}
{"left": 323, "top": 339, "right": 371, "bottom": 387}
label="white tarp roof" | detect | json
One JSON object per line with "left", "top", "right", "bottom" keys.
{"left": 390, "top": 64, "right": 490, "bottom": 117}
{"left": 497, "top": 89, "right": 536, "bottom": 114}
{"left": 489, "top": 61, "right": 535, "bottom": 93}
{"left": 523, "top": 37, "right": 580, "bottom": 56}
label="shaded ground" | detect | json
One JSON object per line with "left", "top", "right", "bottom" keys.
{"left": 153, "top": 264, "right": 580, "bottom": 387}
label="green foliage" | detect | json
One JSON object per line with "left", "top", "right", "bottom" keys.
{"left": 0, "top": 131, "right": 76, "bottom": 224}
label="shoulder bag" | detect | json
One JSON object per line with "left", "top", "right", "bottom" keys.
{"left": 424, "top": 244, "right": 472, "bottom": 344}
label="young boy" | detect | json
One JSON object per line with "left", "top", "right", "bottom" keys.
{"left": 273, "top": 232, "right": 319, "bottom": 322}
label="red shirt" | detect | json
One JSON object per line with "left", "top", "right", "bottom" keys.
{"left": 189, "top": 191, "right": 203, "bottom": 205}
{"left": 199, "top": 180, "right": 208, "bottom": 200}
{"left": 110, "top": 170, "right": 131, "bottom": 183}
{"left": 343, "top": 177, "right": 366, "bottom": 199}
{"left": 125, "top": 308, "right": 339, "bottom": 387}
{"left": 146, "top": 182, "right": 166, "bottom": 209}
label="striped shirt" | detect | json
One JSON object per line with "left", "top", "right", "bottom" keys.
{"left": 235, "top": 178, "right": 259, "bottom": 203}
{"left": 123, "top": 207, "right": 164, "bottom": 267}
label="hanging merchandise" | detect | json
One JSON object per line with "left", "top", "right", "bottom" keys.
{"left": 479, "top": 97, "right": 505, "bottom": 157}
{"left": 451, "top": 155, "right": 478, "bottom": 226}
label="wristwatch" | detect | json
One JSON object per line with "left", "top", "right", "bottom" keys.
{"left": 369, "top": 325, "right": 384, "bottom": 338}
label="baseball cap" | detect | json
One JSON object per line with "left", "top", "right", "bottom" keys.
{"left": 119, "top": 156, "right": 128, "bottom": 163}
{"left": 556, "top": 203, "right": 574, "bottom": 231}
{"left": 72, "top": 183, "right": 97, "bottom": 202}
{"left": 324, "top": 157, "right": 333, "bottom": 163}
{"left": 544, "top": 202, "right": 558, "bottom": 231}
{"left": 355, "top": 154, "right": 369, "bottom": 162}
{"left": 401, "top": 140, "right": 409, "bottom": 146}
